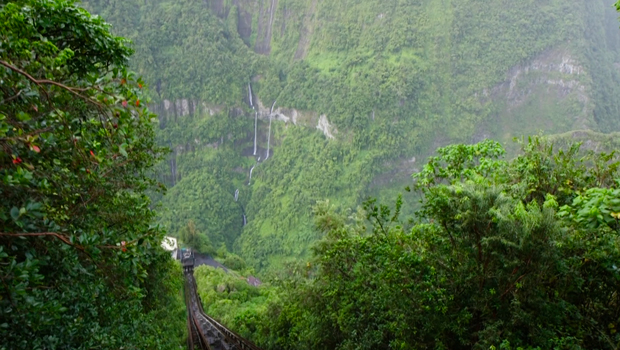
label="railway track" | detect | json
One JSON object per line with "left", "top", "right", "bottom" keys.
{"left": 183, "top": 252, "right": 263, "bottom": 350}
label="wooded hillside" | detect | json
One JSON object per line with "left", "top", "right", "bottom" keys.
{"left": 83, "top": 0, "right": 620, "bottom": 272}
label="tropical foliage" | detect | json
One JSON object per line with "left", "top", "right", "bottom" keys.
{"left": 216, "top": 139, "right": 620, "bottom": 350}
{"left": 194, "top": 264, "right": 276, "bottom": 340}
{"left": 0, "top": 1, "right": 184, "bottom": 348}
{"left": 43, "top": 0, "right": 620, "bottom": 348}
{"left": 80, "top": 0, "right": 620, "bottom": 274}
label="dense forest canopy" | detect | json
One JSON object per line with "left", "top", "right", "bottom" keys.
{"left": 0, "top": 1, "right": 184, "bottom": 348}
{"left": 292, "top": 139, "right": 620, "bottom": 349}
{"left": 191, "top": 138, "right": 620, "bottom": 349}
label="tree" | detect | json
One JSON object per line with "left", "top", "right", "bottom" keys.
{"left": 0, "top": 1, "right": 183, "bottom": 348}
{"left": 264, "top": 138, "right": 620, "bottom": 350}
{"left": 179, "top": 220, "right": 216, "bottom": 255}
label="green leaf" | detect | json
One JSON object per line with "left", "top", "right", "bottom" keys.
{"left": 10, "top": 207, "right": 20, "bottom": 220}
{"left": 16, "top": 111, "right": 31, "bottom": 122}
{"left": 119, "top": 143, "right": 128, "bottom": 157}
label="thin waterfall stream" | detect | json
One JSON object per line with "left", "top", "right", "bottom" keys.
{"left": 253, "top": 112, "right": 257, "bottom": 155}
{"left": 265, "top": 100, "right": 276, "bottom": 160}
{"left": 248, "top": 164, "right": 256, "bottom": 185}
{"left": 248, "top": 83, "right": 254, "bottom": 109}
{"left": 249, "top": 82, "right": 258, "bottom": 156}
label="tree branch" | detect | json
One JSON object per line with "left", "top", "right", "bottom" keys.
{"left": 0, "top": 231, "right": 75, "bottom": 246}
{"left": 0, "top": 126, "right": 53, "bottom": 143}
{"left": 102, "top": 158, "right": 134, "bottom": 178}
{"left": 0, "top": 60, "right": 102, "bottom": 107}
{"left": 500, "top": 273, "right": 527, "bottom": 299}
{"left": 0, "top": 231, "right": 153, "bottom": 251}
{"left": 0, "top": 89, "right": 22, "bottom": 105}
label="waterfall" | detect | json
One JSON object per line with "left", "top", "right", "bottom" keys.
{"left": 240, "top": 205, "right": 247, "bottom": 227}
{"left": 265, "top": 117, "right": 272, "bottom": 160}
{"left": 248, "top": 83, "right": 254, "bottom": 109}
{"left": 248, "top": 165, "right": 256, "bottom": 185}
{"left": 265, "top": 100, "right": 276, "bottom": 160}
{"left": 234, "top": 189, "right": 239, "bottom": 202}
{"left": 253, "top": 112, "right": 258, "bottom": 155}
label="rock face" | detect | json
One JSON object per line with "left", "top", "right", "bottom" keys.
{"left": 85, "top": 0, "right": 620, "bottom": 142}
{"left": 316, "top": 114, "right": 336, "bottom": 140}
{"left": 254, "top": 98, "right": 337, "bottom": 139}
{"left": 254, "top": 0, "right": 278, "bottom": 54}
{"left": 150, "top": 0, "right": 619, "bottom": 145}
{"left": 502, "top": 50, "right": 585, "bottom": 104}
{"left": 475, "top": 48, "right": 597, "bottom": 143}
{"left": 150, "top": 99, "right": 222, "bottom": 123}
{"left": 151, "top": 46, "right": 591, "bottom": 144}
{"left": 247, "top": 276, "right": 262, "bottom": 287}
{"left": 432, "top": 48, "right": 594, "bottom": 167}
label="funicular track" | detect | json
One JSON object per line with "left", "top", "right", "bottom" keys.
{"left": 183, "top": 252, "right": 263, "bottom": 350}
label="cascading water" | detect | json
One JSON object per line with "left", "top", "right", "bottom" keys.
{"left": 253, "top": 112, "right": 258, "bottom": 155}
{"left": 265, "top": 100, "right": 276, "bottom": 160}
{"left": 248, "top": 83, "right": 254, "bottom": 109}
{"left": 234, "top": 189, "right": 239, "bottom": 202}
{"left": 240, "top": 205, "right": 247, "bottom": 227}
{"left": 265, "top": 117, "right": 272, "bottom": 160}
{"left": 249, "top": 82, "right": 258, "bottom": 155}
{"left": 248, "top": 165, "right": 256, "bottom": 185}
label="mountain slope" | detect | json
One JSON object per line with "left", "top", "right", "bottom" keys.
{"left": 83, "top": 0, "right": 620, "bottom": 272}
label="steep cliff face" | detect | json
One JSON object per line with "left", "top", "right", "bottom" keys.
{"left": 83, "top": 0, "right": 620, "bottom": 272}
{"left": 231, "top": 0, "right": 620, "bottom": 138}
{"left": 475, "top": 48, "right": 594, "bottom": 149}
{"left": 83, "top": 0, "right": 620, "bottom": 138}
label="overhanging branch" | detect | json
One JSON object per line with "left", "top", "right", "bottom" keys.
{"left": 0, "top": 60, "right": 102, "bottom": 107}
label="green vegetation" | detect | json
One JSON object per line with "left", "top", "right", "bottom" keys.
{"left": 79, "top": 0, "right": 620, "bottom": 274}
{"left": 2, "top": 0, "right": 619, "bottom": 348}
{"left": 194, "top": 265, "right": 277, "bottom": 340}
{"left": 82, "top": 0, "right": 260, "bottom": 105}
{"left": 207, "top": 138, "right": 620, "bottom": 350}
{"left": 58, "top": 1, "right": 620, "bottom": 346}
{"left": 0, "top": 1, "right": 185, "bottom": 348}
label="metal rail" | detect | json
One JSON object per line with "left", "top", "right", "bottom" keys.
{"left": 183, "top": 253, "right": 263, "bottom": 350}
{"left": 186, "top": 276, "right": 208, "bottom": 350}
